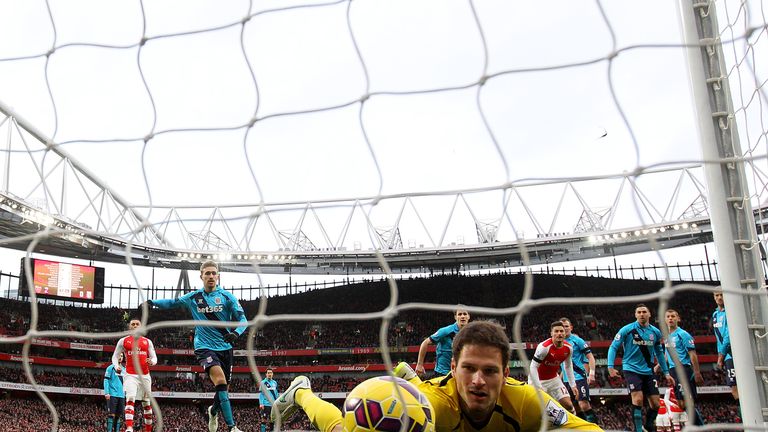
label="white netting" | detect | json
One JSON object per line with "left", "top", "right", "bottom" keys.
{"left": 0, "top": 0, "right": 766, "bottom": 431}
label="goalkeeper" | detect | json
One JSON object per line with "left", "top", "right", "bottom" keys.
{"left": 272, "top": 320, "right": 601, "bottom": 431}
{"left": 145, "top": 260, "right": 247, "bottom": 432}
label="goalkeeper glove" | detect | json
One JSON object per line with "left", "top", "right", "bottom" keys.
{"left": 224, "top": 332, "right": 239, "bottom": 344}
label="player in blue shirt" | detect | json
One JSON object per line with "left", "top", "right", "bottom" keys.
{"left": 259, "top": 368, "right": 278, "bottom": 432}
{"left": 415, "top": 308, "right": 470, "bottom": 377}
{"left": 712, "top": 289, "right": 739, "bottom": 405}
{"left": 608, "top": 304, "right": 674, "bottom": 432}
{"left": 659, "top": 309, "right": 704, "bottom": 425}
{"left": 104, "top": 352, "right": 125, "bottom": 432}
{"left": 148, "top": 260, "right": 247, "bottom": 432}
{"left": 560, "top": 317, "right": 598, "bottom": 424}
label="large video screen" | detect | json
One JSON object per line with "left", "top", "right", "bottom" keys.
{"left": 19, "top": 258, "right": 105, "bottom": 304}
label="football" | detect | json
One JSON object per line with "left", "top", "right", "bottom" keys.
{"left": 342, "top": 376, "right": 435, "bottom": 432}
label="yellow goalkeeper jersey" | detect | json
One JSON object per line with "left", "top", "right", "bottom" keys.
{"left": 417, "top": 375, "right": 602, "bottom": 432}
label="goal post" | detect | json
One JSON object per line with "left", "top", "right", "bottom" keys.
{"left": 680, "top": 0, "right": 768, "bottom": 426}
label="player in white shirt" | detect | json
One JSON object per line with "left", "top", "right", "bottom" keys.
{"left": 112, "top": 319, "right": 158, "bottom": 432}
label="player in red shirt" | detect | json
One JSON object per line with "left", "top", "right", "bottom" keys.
{"left": 656, "top": 388, "right": 686, "bottom": 432}
{"left": 113, "top": 318, "right": 158, "bottom": 432}
{"left": 529, "top": 321, "right": 578, "bottom": 413}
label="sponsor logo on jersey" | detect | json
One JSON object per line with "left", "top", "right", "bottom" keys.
{"left": 546, "top": 400, "right": 568, "bottom": 426}
{"left": 632, "top": 340, "right": 655, "bottom": 346}
{"left": 197, "top": 305, "right": 224, "bottom": 313}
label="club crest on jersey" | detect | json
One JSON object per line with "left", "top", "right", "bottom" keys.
{"left": 649, "top": 334, "right": 654, "bottom": 341}
{"left": 214, "top": 297, "right": 221, "bottom": 304}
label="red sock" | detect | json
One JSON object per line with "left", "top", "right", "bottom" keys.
{"left": 142, "top": 402, "right": 153, "bottom": 432}
{"left": 125, "top": 401, "right": 135, "bottom": 431}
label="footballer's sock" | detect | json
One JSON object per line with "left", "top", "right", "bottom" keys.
{"left": 216, "top": 384, "right": 236, "bottom": 427}
{"left": 644, "top": 408, "right": 657, "bottom": 432}
{"left": 125, "top": 400, "right": 135, "bottom": 432}
{"left": 295, "top": 388, "right": 343, "bottom": 432}
{"left": 106, "top": 416, "right": 114, "bottom": 432}
{"left": 115, "top": 417, "right": 122, "bottom": 432}
{"left": 693, "top": 407, "right": 704, "bottom": 425}
{"left": 142, "top": 402, "right": 153, "bottom": 432}
{"left": 211, "top": 388, "right": 221, "bottom": 416}
{"left": 584, "top": 409, "right": 598, "bottom": 424}
{"left": 631, "top": 405, "right": 643, "bottom": 432}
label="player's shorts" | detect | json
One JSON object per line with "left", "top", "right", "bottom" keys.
{"left": 565, "top": 378, "right": 591, "bottom": 402}
{"left": 655, "top": 412, "right": 671, "bottom": 428}
{"left": 538, "top": 377, "right": 570, "bottom": 401}
{"left": 260, "top": 405, "right": 272, "bottom": 421}
{"left": 106, "top": 396, "right": 125, "bottom": 415}
{"left": 725, "top": 358, "right": 737, "bottom": 387}
{"left": 669, "top": 365, "right": 698, "bottom": 400}
{"left": 123, "top": 374, "right": 152, "bottom": 401}
{"left": 670, "top": 410, "right": 689, "bottom": 424}
{"left": 623, "top": 371, "right": 659, "bottom": 396}
{"left": 195, "top": 348, "right": 234, "bottom": 383}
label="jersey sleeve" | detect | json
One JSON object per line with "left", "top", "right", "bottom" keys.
{"left": 226, "top": 291, "right": 248, "bottom": 335}
{"left": 103, "top": 366, "right": 113, "bottom": 394}
{"left": 529, "top": 342, "right": 549, "bottom": 389}
{"left": 429, "top": 325, "right": 449, "bottom": 343}
{"left": 564, "top": 345, "right": 577, "bottom": 386}
{"left": 152, "top": 291, "right": 195, "bottom": 310}
{"left": 112, "top": 337, "right": 126, "bottom": 370}
{"left": 654, "top": 328, "right": 669, "bottom": 374}
{"left": 147, "top": 339, "right": 158, "bottom": 366}
{"left": 519, "top": 384, "right": 603, "bottom": 431}
{"left": 678, "top": 329, "right": 695, "bottom": 352}
{"left": 607, "top": 327, "right": 625, "bottom": 368}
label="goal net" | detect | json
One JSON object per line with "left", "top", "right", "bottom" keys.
{"left": 0, "top": 0, "right": 766, "bottom": 430}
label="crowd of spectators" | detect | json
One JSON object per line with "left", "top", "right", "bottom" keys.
{"left": 1, "top": 273, "right": 719, "bottom": 350}
{"left": 0, "top": 396, "right": 312, "bottom": 431}
{"left": 0, "top": 273, "right": 734, "bottom": 430}
{"left": 0, "top": 394, "right": 742, "bottom": 431}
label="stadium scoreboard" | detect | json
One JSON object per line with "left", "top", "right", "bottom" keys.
{"left": 19, "top": 258, "right": 105, "bottom": 304}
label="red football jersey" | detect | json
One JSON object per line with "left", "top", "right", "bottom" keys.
{"left": 532, "top": 338, "right": 573, "bottom": 380}
{"left": 114, "top": 336, "right": 157, "bottom": 375}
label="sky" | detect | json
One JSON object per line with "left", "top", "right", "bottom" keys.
{"left": 0, "top": 0, "right": 766, "bottom": 291}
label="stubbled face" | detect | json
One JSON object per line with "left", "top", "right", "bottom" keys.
{"left": 266, "top": 370, "right": 273, "bottom": 379}
{"left": 201, "top": 266, "right": 219, "bottom": 291}
{"left": 714, "top": 292, "right": 724, "bottom": 307}
{"left": 455, "top": 310, "right": 470, "bottom": 328}
{"left": 561, "top": 320, "right": 573, "bottom": 337}
{"left": 635, "top": 307, "right": 651, "bottom": 326}
{"left": 452, "top": 344, "right": 508, "bottom": 424}
{"left": 665, "top": 311, "right": 680, "bottom": 330}
{"left": 551, "top": 325, "right": 566, "bottom": 345}
{"left": 129, "top": 320, "right": 141, "bottom": 330}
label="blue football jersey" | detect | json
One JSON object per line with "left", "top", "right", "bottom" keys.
{"left": 259, "top": 378, "right": 278, "bottom": 407}
{"left": 608, "top": 322, "right": 667, "bottom": 375}
{"left": 103, "top": 364, "right": 124, "bottom": 398}
{"left": 429, "top": 322, "right": 460, "bottom": 375}
{"left": 712, "top": 308, "right": 732, "bottom": 361}
{"left": 665, "top": 327, "right": 695, "bottom": 367}
{"left": 152, "top": 286, "right": 247, "bottom": 351}
{"left": 562, "top": 333, "right": 591, "bottom": 382}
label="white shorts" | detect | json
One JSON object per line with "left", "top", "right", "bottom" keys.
{"left": 656, "top": 412, "right": 671, "bottom": 427}
{"left": 538, "top": 377, "right": 569, "bottom": 401}
{"left": 123, "top": 374, "right": 152, "bottom": 401}
{"left": 670, "top": 411, "right": 688, "bottom": 424}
